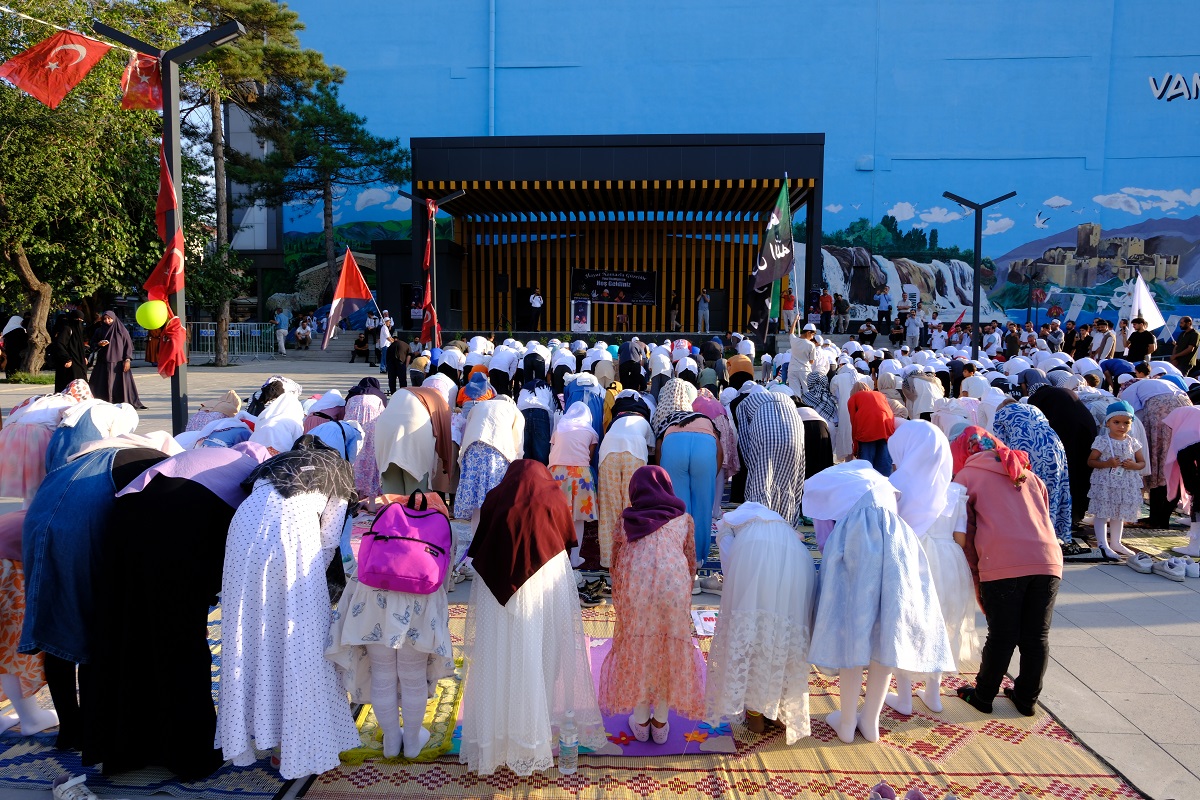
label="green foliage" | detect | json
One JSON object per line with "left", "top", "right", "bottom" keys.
{"left": 230, "top": 83, "right": 410, "bottom": 210}
{"left": 820, "top": 216, "right": 982, "bottom": 265}
{"left": 4, "top": 372, "right": 55, "bottom": 385}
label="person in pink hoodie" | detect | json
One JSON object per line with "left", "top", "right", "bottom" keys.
{"left": 950, "top": 426, "right": 1063, "bottom": 717}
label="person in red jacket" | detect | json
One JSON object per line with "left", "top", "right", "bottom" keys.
{"left": 847, "top": 381, "right": 897, "bottom": 475}
{"left": 950, "top": 426, "right": 1063, "bottom": 717}
{"left": 818, "top": 289, "right": 834, "bottom": 334}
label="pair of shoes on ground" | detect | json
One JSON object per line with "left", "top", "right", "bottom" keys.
{"left": 578, "top": 585, "right": 604, "bottom": 607}
{"left": 52, "top": 775, "right": 102, "bottom": 800}
{"left": 1128, "top": 552, "right": 1198, "bottom": 581}
{"left": 627, "top": 714, "right": 670, "bottom": 744}
{"left": 692, "top": 573, "right": 723, "bottom": 595}
{"left": 955, "top": 684, "right": 1036, "bottom": 717}
{"left": 1060, "top": 539, "right": 1091, "bottom": 557}
{"left": 582, "top": 577, "right": 610, "bottom": 597}
{"left": 868, "top": 783, "right": 960, "bottom": 800}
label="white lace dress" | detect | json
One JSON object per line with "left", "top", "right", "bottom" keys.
{"left": 704, "top": 503, "right": 816, "bottom": 743}
{"left": 917, "top": 484, "right": 979, "bottom": 669}
{"left": 458, "top": 551, "right": 606, "bottom": 776}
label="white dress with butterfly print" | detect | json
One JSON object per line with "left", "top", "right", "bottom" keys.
{"left": 325, "top": 576, "right": 455, "bottom": 702}
{"left": 215, "top": 482, "right": 360, "bottom": 780}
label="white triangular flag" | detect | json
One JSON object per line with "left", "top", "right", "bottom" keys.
{"left": 1131, "top": 273, "right": 1167, "bottom": 331}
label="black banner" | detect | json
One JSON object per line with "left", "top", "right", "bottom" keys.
{"left": 572, "top": 269, "right": 657, "bottom": 305}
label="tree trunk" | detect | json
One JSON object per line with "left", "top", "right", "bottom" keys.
{"left": 324, "top": 178, "right": 337, "bottom": 304}
{"left": 6, "top": 242, "right": 52, "bottom": 375}
{"left": 212, "top": 91, "right": 231, "bottom": 366}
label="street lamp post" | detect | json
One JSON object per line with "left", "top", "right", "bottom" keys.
{"left": 92, "top": 19, "right": 246, "bottom": 434}
{"left": 942, "top": 189, "right": 1017, "bottom": 360}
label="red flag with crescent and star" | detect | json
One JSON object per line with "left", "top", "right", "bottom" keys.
{"left": 144, "top": 229, "right": 185, "bottom": 303}
{"left": 156, "top": 142, "right": 177, "bottom": 242}
{"left": 0, "top": 30, "right": 112, "bottom": 109}
{"left": 119, "top": 51, "right": 161, "bottom": 111}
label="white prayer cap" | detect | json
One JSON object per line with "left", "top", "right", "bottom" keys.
{"left": 1117, "top": 373, "right": 1135, "bottom": 385}
{"left": 572, "top": 340, "right": 588, "bottom": 352}
{"left": 1072, "top": 357, "right": 1101, "bottom": 376}
{"left": 837, "top": 355, "right": 852, "bottom": 366}
{"left": 854, "top": 358, "right": 870, "bottom": 373}
{"left": 719, "top": 387, "right": 738, "bottom": 405}
{"left": 803, "top": 322, "right": 818, "bottom": 331}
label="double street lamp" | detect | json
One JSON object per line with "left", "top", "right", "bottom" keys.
{"left": 942, "top": 189, "right": 1017, "bottom": 360}
{"left": 92, "top": 19, "right": 246, "bottom": 434}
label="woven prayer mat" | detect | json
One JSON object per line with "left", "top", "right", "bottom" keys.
{"left": 0, "top": 605, "right": 285, "bottom": 799}
{"left": 300, "top": 605, "right": 1141, "bottom": 800}
{"left": 338, "top": 664, "right": 465, "bottom": 766}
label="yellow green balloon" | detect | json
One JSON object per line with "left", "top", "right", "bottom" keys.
{"left": 136, "top": 300, "right": 170, "bottom": 330}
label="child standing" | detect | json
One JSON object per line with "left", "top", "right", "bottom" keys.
{"left": 548, "top": 404, "right": 600, "bottom": 577}
{"left": 1087, "top": 400, "right": 1146, "bottom": 560}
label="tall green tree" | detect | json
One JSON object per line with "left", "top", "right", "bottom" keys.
{"left": 0, "top": 1, "right": 183, "bottom": 373}
{"left": 186, "top": 0, "right": 341, "bottom": 364}
{"left": 230, "top": 82, "right": 411, "bottom": 301}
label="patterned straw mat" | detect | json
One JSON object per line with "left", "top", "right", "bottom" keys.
{"left": 301, "top": 604, "right": 1142, "bottom": 800}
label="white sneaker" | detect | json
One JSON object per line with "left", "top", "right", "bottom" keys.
{"left": 1183, "top": 557, "right": 1200, "bottom": 579}
{"left": 1153, "top": 557, "right": 1187, "bottom": 582}
{"left": 52, "top": 775, "right": 99, "bottom": 800}
{"left": 698, "top": 574, "right": 724, "bottom": 594}
{"left": 692, "top": 575, "right": 702, "bottom": 596}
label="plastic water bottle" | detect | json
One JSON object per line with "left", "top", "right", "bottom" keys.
{"left": 558, "top": 711, "right": 578, "bottom": 775}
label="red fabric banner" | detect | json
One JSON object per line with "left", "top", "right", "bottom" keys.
{"left": 156, "top": 142, "right": 177, "bottom": 243}
{"left": 156, "top": 314, "right": 186, "bottom": 378}
{"left": 0, "top": 30, "right": 112, "bottom": 109}
{"left": 119, "top": 51, "right": 161, "bottom": 111}
{"left": 144, "top": 229, "right": 185, "bottom": 303}
{"left": 423, "top": 199, "right": 437, "bottom": 270}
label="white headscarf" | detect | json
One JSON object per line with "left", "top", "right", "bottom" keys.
{"left": 888, "top": 420, "right": 952, "bottom": 538}
{"left": 556, "top": 402, "right": 593, "bottom": 435}
{"left": 249, "top": 392, "right": 305, "bottom": 452}
{"left": 802, "top": 460, "right": 895, "bottom": 522}
{"left": 2, "top": 315, "right": 22, "bottom": 337}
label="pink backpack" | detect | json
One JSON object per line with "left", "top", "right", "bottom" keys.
{"left": 357, "top": 490, "right": 452, "bottom": 594}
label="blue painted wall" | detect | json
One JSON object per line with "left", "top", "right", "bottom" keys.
{"left": 281, "top": 1, "right": 1200, "bottom": 291}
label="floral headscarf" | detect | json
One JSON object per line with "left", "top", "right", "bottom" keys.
{"left": 950, "top": 425, "right": 1031, "bottom": 486}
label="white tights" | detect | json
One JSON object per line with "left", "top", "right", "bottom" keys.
{"left": 1095, "top": 518, "right": 1134, "bottom": 557}
{"left": 0, "top": 673, "right": 58, "bottom": 735}
{"left": 366, "top": 644, "right": 432, "bottom": 758}
{"left": 827, "top": 661, "right": 891, "bottom": 744}
{"left": 570, "top": 520, "right": 585, "bottom": 568}
{"left": 884, "top": 672, "right": 945, "bottom": 715}
{"left": 633, "top": 702, "right": 670, "bottom": 725}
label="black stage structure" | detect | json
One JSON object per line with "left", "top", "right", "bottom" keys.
{"left": 375, "top": 133, "right": 824, "bottom": 334}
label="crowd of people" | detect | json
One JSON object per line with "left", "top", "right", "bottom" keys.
{"left": 1, "top": 308, "right": 1197, "bottom": 789}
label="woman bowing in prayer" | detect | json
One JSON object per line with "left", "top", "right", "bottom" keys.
{"left": 216, "top": 436, "right": 360, "bottom": 779}
{"left": 846, "top": 380, "right": 897, "bottom": 475}
{"left": 599, "top": 467, "right": 704, "bottom": 743}
{"left": 1027, "top": 386, "right": 1098, "bottom": 528}
{"left": 991, "top": 402, "right": 1074, "bottom": 543}
{"left": 548, "top": 403, "right": 600, "bottom": 570}
{"left": 830, "top": 357, "right": 859, "bottom": 461}
{"left": 459, "top": 460, "right": 604, "bottom": 775}
{"left": 97, "top": 442, "right": 270, "bottom": 779}
{"left": 88, "top": 311, "right": 144, "bottom": 408}
{"left": 344, "top": 378, "right": 388, "bottom": 510}
{"left": 735, "top": 391, "right": 806, "bottom": 526}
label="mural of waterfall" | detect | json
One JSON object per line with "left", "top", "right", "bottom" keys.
{"left": 820, "top": 246, "right": 1001, "bottom": 321}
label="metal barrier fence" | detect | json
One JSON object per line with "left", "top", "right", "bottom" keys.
{"left": 186, "top": 322, "right": 278, "bottom": 364}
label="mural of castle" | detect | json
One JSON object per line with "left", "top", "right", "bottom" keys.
{"left": 1006, "top": 222, "right": 1180, "bottom": 288}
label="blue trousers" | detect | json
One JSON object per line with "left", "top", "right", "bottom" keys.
{"left": 858, "top": 439, "right": 893, "bottom": 476}
{"left": 659, "top": 432, "right": 718, "bottom": 566}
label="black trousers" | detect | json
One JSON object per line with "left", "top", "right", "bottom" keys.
{"left": 387, "top": 363, "right": 408, "bottom": 394}
{"left": 976, "top": 574, "right": 1060, "bottom": 708}
{"left": 1177, "top": 442, "right": 1200, "bottom": 521}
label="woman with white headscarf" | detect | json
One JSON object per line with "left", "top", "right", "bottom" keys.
{"left": 830, "top": 358, "right": 859, "bottom": 461}
{"left": 884, "top": 421, "right": 978, "bottom": 715}
{"left": 247, "top": 391, "right": 304, "bottom": 455}
{"left": 549, "top": 403, "right": 600, "bottom": 570}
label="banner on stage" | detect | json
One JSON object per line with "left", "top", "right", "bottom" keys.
{"left": 572, "top": 269, "right": 657, "bottom": 305}
{"left": 571, "top": 300, "right": 591, "bottom": 333}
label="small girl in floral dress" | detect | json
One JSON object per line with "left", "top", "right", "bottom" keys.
{"left": 1087, "top": 400, "right": 1146, "bottom": 560}
{"left": 599, "top": 466, "right": 703, "bottom": 742}
{"left": 548, "top": 403, "right": 599, "bottom": 569}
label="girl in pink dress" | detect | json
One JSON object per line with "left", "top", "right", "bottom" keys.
{"left": 598, "top": 466, "right": 704, "bottom": 742}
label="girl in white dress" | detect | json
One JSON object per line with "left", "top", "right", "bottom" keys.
{"left": 216, "top": 436, "right": 361, "bottom": 779}
{"left": 885, "top": 420, "right": 979, "bottom": 714}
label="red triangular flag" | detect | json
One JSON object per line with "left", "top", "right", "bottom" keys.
{"left": 322, "top": 249, "right": 374, "bottom": 349}
{"left": 0, "top": 31, "right": 112, "bottom": 109}
{"left": 156, "top": 142, "right": 177, "bottom": 243}
{"left": 948, "top": 308, "right": 967, "bottom": 333}
{"left": 156, "top": 314, "right": 186, "bottom": 378}
{"left": 120, "top": 51, "right": 161, "bottom": 111}
{"left": 144, "top": 229, "right": 185, "bottom": 302}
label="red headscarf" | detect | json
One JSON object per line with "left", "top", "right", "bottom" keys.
{"left": 950, "top": 425, "right": 1031, "bottom": 486}
{"left": 467, "top": 459, "right": 574, "bottom": 606}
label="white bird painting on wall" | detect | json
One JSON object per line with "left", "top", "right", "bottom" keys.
{"left": 1034, "top": 211, "right": 1050, "bottom": 229}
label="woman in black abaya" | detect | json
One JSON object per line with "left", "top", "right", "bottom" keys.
{"left": 1028, "top": 385, "right": 1098, "bottom": 527}
{"left": 49, "top": 310, "right": 88, "bottom": 392}
{"left": 88, "top": 310, "right": 145, "bottom": 408}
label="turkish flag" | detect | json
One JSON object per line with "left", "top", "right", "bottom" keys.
{"left": 156, "top": 315, "right": 187, "bottom": 378}
{"left": 144, "top": 229, "right": 185, "bottom": 302}
{"left": 420, "top": 271, "right": 441, "bottom": 347}
{"left": 120, "top": 52, "right": 161, "bottom": 111}
{"left": 0, "top": 31, "right": 112, "bottom": 109}
{"left": 156, "top": 142, "right": 177, "bottom": 242}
